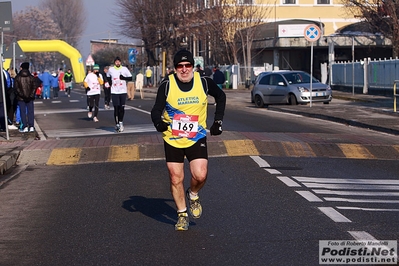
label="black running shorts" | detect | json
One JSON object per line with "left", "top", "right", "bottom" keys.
{"left": 164, "top": 137, "right": 208, "bottom": 163}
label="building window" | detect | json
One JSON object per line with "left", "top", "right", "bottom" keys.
{"left": 317, "top": 0, "right": 330, "bottom": 4}
{"left": 283, "top": 0, "right": 296, "bottom": 4}
{"left": 238, "top": 0, "right": 253, "bottom": 4}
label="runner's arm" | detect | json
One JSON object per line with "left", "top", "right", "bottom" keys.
{"left": 151, "top": 82, "right": 167, "bottom": 126}
{"left": 206, "top": 77, "right": 226, "bottom": 121}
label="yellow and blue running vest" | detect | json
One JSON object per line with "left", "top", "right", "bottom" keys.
{"left": 162, "top": 72, "right": 208, "bottom": 148}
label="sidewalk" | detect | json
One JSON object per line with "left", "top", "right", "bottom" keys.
{"left": 0, "top": 88, "right": 398, "bottom": 175}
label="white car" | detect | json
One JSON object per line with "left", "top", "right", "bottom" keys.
{"left": 251, "top": 70, "right": 332, "bottom": 107}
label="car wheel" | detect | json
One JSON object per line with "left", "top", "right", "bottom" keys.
{"left": 254, "top": 95, "right": 264, "bottom": 108}
{"left": 323, "top": 101, "right": 330, "bottom": 104}
{"left": 288, "top": 94, "right": 297, "bottom": 105}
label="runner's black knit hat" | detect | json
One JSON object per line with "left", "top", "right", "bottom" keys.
{"left": 173, "top": 49, "right": 194, "bottom": 67}
{"left": 114, "top": 56, "right": 121, "bottom": 62}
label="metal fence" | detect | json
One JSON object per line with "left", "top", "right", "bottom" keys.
{"left": 331, "top": 58, "right": 399, "bottom": 91}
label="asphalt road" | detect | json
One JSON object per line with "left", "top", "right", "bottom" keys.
{"left": 0, "top": 88, "right": 398, "bottom": 265}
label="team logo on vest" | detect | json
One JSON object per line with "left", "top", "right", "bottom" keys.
{"left": 177, "top": 96, "right": 199, "bottom": 105}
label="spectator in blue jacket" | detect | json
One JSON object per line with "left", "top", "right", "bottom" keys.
{"left": 39, "top": 69, "right": 52, "bottom": 99}
{"left": 51, "top": 71, "right": 59, "bottom": 99}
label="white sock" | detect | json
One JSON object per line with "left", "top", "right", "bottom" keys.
{"left": 177, "top": 208, "right": 187, "bottom": 213}
{"left": 189, "top": 190, "right": 198, "bottom": 199}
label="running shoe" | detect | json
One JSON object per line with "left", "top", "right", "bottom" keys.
{"left": 20, "top": 127, "right": 28, "bottom": 133}
{"left": 29, "top": 127, "right": 35, "bottom": 132}
{"left": 115, "top": 123, "right": 120, "bottom": 132}
{"left": 186, "top": 188, "right": 202, "bottom": 219}
{"left": 175, "top": 211, "right": 189, "bottom": 231}
{"left": 119, "top": 122, "right": 124, "bottom": 132}
{"left": 88, "top": 112, "right": 92, "bottom": 118}
{"left": 93, "top": 117, "right": 99, "bottom": 122}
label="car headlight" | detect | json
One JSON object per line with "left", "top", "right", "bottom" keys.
{"left": 297, "top": 86, "right": 309, "bottom": 92}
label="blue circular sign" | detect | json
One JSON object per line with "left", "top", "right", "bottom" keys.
{"left": 304, "top": 24, "right": 321, "bottom": 42}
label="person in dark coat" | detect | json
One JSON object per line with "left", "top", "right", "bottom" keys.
{"left": 14, "top": 62, "right": 37, "bottom": 133}
{"left": 213, "top": 66, "right": 226, "bottom": 89}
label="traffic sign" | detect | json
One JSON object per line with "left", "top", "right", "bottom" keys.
{"left": 3, "top": 42, "right": 25, "bottom": 59}
{"left": 85, "top": 54, "right": 95, "bottom": 66}
{"left": 128, "top": 48, "right": 137, "bottom": 64}
{"left": 0, "top": 2, "right": 13, "bottom": 32}
{"left": 304, "top": 24, "right": 321, "bottom": 42}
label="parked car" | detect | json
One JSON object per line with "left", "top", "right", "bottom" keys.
{"left": 251, "top": 70, "right": 332, "bottom": 107}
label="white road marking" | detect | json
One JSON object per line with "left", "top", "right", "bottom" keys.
{"left": 313, "top": 189, "right": 399, "bottom": 196}
{"left": 51, "top": 100, "right": 62, "bottom": 103}
{"left": 250, "top": 155, "right": 271, "bottom": 168}
{"left": 348, "top": 231, "right": 398, "bottom": 261}
{"left": 45, "top": 124, "right": 156, "bottom": 138}
{"left": 303, "top": 183, "right": 399, "bottom": 190}
{"left": 35, "top": 108, "right": 97, "bottom": 115}
{"left": 277, "top": 176, "right": 301, "bottom": 187}
{"left": 265, "top": 168, "right": 282, "bottom": 174}
{"left": 296, "top": 191, "right": 323, "bottom": 202}
{"left": 128, "top": 106, "right": 151, "bottom": 115}
{"left": 324, "top": 197, "right": 399, "bottom": 203}
{"left": 338, "top": 206, "right": 399, "bottom": 212}
{"left": 292, "top": 176, "right": 399, "bottom": 185}
{"left": 348, "top": 231, "right": 376, "bottom": 240}
{"left": 318, "top": 207, "right": 352, "bottom": 222}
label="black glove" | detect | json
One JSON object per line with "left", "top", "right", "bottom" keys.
{"left": 155, "top": 121, "right": 169, "bottom": 132}
{"left": 210, "top": 120, "right": 223, "bottom": 136}
{"left": 86, "top": 87, "right": 90, "bottom": 91}
{"left": 95, "top": 72, "right": 100, "bottom": 77}
{"left": 119, "top": 74, "right": 126, "bottom": 80}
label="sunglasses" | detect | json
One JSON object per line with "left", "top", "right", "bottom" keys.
{"left": 176, "top": 63, "right": 193, "bottom": 70}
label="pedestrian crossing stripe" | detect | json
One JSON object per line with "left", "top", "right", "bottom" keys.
{"left": 223, "top": 140, "right": 259, "bottom": 156}
{"left": 22, "top": 140, "right": 399, "bottom": 166}
{"left": 108, "top": 145, "right": 139, "bottom": 162}
{"left": 338, "top": 143, "right": 375, "bottom": 159}
{"left": 281, "top": 141, "right": 316, "bottom": 157}
{"left": 47, "top": 148, "right": 82, "bottom": 165}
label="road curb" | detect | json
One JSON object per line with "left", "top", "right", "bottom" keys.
{"left": 268, "top": 107, "right": 399, "bottom": 136}
{"left": 0, "top": 151, "right": 20, "bottom": 175}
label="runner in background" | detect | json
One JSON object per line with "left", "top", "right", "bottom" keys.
{"left": 107, "top": 57, "right": 132, "bottom": 132}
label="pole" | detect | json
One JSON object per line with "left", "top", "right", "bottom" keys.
{"left": 13, "top": 41, "right": 15, "bottom": 72}
{"left": 352, "top": 37, "right": 355, "bottom": 95}
{"left": 310, "top": 41, "right": 313, "bottom": 107}
{"left": 1, "top": 29, "right": 10, "bottom": 140}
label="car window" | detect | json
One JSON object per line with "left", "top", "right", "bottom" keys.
{"left": 270, "top": 74, "right": 284, "bottom": 85}
{"left": 283, "top": 72, "right": 319, "bottom": 84}
{"left": 259, "top": 74, "right": 270, "bottom": 85}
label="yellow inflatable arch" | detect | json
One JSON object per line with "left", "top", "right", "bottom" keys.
{"left": 3, "top": 40, "right": 86, "bottom": 83}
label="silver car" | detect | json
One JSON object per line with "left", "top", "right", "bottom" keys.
{"left": 251, "top": 70, "right": 332, "bottom": 107}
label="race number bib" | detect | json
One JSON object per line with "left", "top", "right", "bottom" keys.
{"left": 112, "top": 77, "right": 123, "bottom": 88}
{"left": 172, "top": 114, "right": 199, "bottom": 138}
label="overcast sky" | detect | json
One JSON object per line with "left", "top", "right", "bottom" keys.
{"left": 6, "top": 0, "right": 131, "bottom": 59}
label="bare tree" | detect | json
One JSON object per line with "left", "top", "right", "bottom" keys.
{"left": 234, "top": 4, "right": 272, "bottom": 82}
{"left": 40, "top": 0, "right": 86, "bottom": 48}
{"left": 116, "top": 0, "right": 214, "bottom": 69}
{"left": 115, "top": 0, "right": 184, "bottom": 67}
{"left": 194, "top": 0, "right": 237, "bottom": 65}
{"left": 343, "top": 0, "right": 399, "bottom": 57}
{"left": 8, "top": 7, "right": 62, "bottom": 71}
